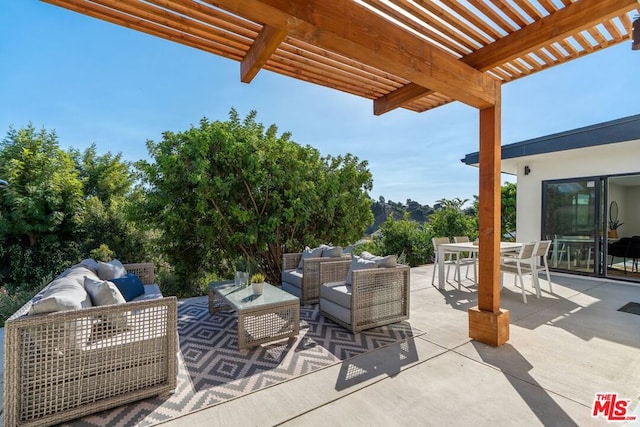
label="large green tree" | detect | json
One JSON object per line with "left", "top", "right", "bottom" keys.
{"left": 0, "top": 125, "right": 83, "bottom": 247}
{"left": 70, "top": 144, "right": 147, "bottom": 261}
{"left": 429, "top": 198, "right": 477, "bottom": 241}
{"left": 71, "top": 144, "right": 132, "bottom": 206}
{"left": 500, "top": 182, "right": 517, "bottom": 239}
{"left": 0, "top": 125, "right": 147, "bottom": 291}
{"left": 471, "top": 182, "right": 517, "bottom": 240}
{"left": 135, "top": 109, "right": 373, "bottom": 288}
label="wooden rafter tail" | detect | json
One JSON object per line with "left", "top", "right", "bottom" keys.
{"left": 241, "top": 25, "right": 287, "bottom": 83}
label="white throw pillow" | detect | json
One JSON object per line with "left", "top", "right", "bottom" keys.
{"left": 84, "top": 276, "right": 129, "bottom": 331}
{"left": 97, "top": 259, "right": 127, "bottom": 280}
{"left": 84, "top": 276, "right": 126, "bottom": 306}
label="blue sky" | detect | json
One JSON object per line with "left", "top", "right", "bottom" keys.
{"left": 1, "top": 2, "right": 639, "bottom": 207}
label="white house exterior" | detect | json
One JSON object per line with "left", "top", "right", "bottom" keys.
{"left": 463, "top": 114, "right": 640, "bottom": 281}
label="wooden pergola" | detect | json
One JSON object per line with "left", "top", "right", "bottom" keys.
{"left": 43, "top": 0, "right": 639, "bottom": 346}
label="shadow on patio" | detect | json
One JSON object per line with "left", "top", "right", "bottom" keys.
{"left": 3, "top": 265, "right": 639, "bottom": 426}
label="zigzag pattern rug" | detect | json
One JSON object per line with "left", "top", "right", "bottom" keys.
{"left": 66, "top": 296, "right": 420, "bottom": 426}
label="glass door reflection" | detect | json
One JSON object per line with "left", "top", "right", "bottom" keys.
{"left": 542, "top": 179, "right": 599, "bottom": 273}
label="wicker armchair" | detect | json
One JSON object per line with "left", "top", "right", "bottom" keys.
{"left": 4, "top": 263, "right": 177, "bottom": 427}
{"left": 281, "top": 252, "right": 350, "bottom": 305}
{"left": 318, "top": 260, "right": 410, "bottom": 333}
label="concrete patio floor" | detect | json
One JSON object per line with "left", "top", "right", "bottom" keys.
{"left": 2, "top": 265, "right": 639, "bottom": 426}
{"left": 161, "top": 265, "right": 640, "bottom": 427}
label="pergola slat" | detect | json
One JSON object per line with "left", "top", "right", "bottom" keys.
{"left": 361, "top": 0, "right": 469, "bottom": 56}
{"left": 42, "top": 0, "right": 638, "bottom": 114}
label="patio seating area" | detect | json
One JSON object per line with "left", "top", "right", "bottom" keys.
{"left": 1, "top": 265, "right": 639, "bottom": 426}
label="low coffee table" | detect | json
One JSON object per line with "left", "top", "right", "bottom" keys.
{"left": 208, "top": 280, "right": 300, "bottom": 350}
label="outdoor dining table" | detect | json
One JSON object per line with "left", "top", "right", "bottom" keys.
{"left": 436, "top": 241, "right": 523, "bottom": 289}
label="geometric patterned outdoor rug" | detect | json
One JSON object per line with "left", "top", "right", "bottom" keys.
{"left": 65, "top": 296, "right": 422, "bottom": 426}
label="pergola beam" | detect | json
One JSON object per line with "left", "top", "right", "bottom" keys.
{"left": 241, "top": 25, "right": 287, "bottom": 83}
{"left": 208, "top": 0, "right": 496, "bottom": 109}
{"left": 373, "top": 83, "right": 435, "bottom": 116}
{"left": 375, "top": 0, "right": 638, "bottom": 114}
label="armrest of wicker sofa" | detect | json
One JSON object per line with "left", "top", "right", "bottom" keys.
{"left": 319, "top": 259, "right": 352, "bottom": 284}
{"left": 4, "top": 296, "right": 178, "bottom": 427}
{"left": 282, "top": 253, "right": 303, "bottom": 271}
{"left": 123, "top": 262, "right": 155, "bottom": 284}
{"left": 350, "top": 264, "right": 410, "bottom": 332}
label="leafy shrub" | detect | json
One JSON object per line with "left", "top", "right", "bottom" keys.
{"left": 89, "top": 244, "right": 116, "bottom": 262}
{"left": 378, "top": 214, "right": 431, "bottom": 267}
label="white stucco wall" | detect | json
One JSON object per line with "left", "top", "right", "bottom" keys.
{"left": 609, "top": 183, "right": 625, "bottom": 231}
{"left": 623, "top": 186, "right": 640, "bottom": 236}
{"left": 503, "top": 139, "right": 640, "bottom": 242}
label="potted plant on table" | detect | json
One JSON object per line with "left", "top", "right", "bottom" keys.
{"left": 250, "top": 273, "right": 266, "bottom": 296}
{"left": 609, "top": 219, "right": 623, "bottom": 239}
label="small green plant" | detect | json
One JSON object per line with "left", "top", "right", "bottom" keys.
{"left": 250, "top": 273, "right": 265, "bottom": 284}
{"left": 609, "top": 219, "right": 623, "bottom": 231}
{"left": 90, "top": 244, "right": 116, "bottom": 262}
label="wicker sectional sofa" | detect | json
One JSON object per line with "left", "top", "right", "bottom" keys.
{"left": 4, "top": 261, "right": 177, "bottom": 427}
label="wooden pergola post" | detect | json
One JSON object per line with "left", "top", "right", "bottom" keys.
{"left": 469, "top": 81, "right": 509, "bottom": 347}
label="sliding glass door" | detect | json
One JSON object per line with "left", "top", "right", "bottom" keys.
{"left": 542, "top": 174, "right": 640, "bottom": 282}
{"left": 606, "top": 174, "right": 640, "bottom": 281}
{"left": 542, "top": 178, "right": 600, "bottom": 274}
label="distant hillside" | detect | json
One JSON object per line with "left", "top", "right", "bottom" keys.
{"left": 366, "top": 197, "right": 434, "bottom": 235}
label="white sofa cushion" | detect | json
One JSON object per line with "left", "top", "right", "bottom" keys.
{"left": 320, "top": 298, "right": 351, "bottom": 326}
{"left": 281, "top": 269, "right": 304, "bottom": 288}
{"left": 30, "top": 276, "right": 92, "bottom": 314}
{"left": 281, "top": 282, "right": 301, "bottom": 299}
{"left": 130, "top": 284, "right": 164, "bottom": 302}
{"left": 320, "top": 281, "right": 352, "bottom": 308}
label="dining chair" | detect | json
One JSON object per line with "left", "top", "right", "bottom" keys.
{"left": 452, "top": 236, "right": 477, "bottom": 286}
{"left": 532, "top": 240, "right": 553, "bottom": 293}
{"left": 431, "top": 237, "right": 455, "bottom": 286}
{"left": 499, "top": 241, "right": 539, "bottom": 303}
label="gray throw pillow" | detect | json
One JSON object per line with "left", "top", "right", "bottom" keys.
{"left": 97, "top": 259, "right": 127, "bottom": 280}
{"left": 376, "top": 255, "right": 397, "bottom": 268}
{"left": 297, "top": 246, "right": 324, "bottom": 269}
{"left": 359, "top": 251, "right": 377, "bottom": 261}
{"left": 358, "top": 251, "right": 396, "bottom": 267}
{"left": 79, "top": 258, "right": 99, "bottom": 274}
{"left": 345, "top": 255, "right": 378, "bottom": 285}
{"left": 322, "top": 246, "right": 343, "bottom": 257}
